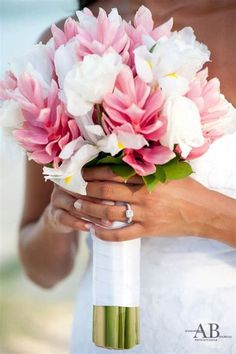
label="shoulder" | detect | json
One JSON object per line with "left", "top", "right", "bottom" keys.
{"left": 173, "top": 2, "right": 236, "bottom": 105}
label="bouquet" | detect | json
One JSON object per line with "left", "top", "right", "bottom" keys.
{"left": 1, "top": 5, "right": 235, "bottom": 350}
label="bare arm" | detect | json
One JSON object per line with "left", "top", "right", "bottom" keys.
{"left": 19, "top": 160, "right": 77, "bottom": 288}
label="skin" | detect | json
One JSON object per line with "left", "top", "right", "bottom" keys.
{"left": 19, "top": 0, "right": 236, "bottom": 288}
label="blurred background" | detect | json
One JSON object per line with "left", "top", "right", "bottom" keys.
{"left": 0, "top": 1, "right": 89, "bottom": 353}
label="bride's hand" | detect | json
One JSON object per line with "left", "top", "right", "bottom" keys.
{"left": 76, "top": 166, "right": 236, "bottom": 247}
{"left": 72, "top": 166, "right": 207, "bottom": 240}
{"left": 45, "top": 183, "right": 113, "bottom": 233}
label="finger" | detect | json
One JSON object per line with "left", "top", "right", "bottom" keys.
{"left": 55, "top": 184, "right": 86, "bottom": 200}
{"left": 83, "top": 166, "right": 143, "bottom": 184}
{"left": 53, "top": 185, "right": 112, "bottom": 227}
{"left": 53, "top": 208, "right": 93, "bottom": 232}
{"left": 56, "top": 185, "right": 104, "bottom": 204}
{"left": 72, "top": 209, "right": 113, "bottom": 228}
{"left": 74, "top": 198, "right": 141, "bottom": 222}
{"left": 52, "top": 188, "right": 77, "bottom": 212}
{"left": 93, "top": 222, "right": 143, "bottom": 242}
{"left": 86, "top": 181, "right": 141, "bottom": 202}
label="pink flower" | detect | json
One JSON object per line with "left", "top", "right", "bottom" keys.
{"left": 187, "top": 69, "right": 225, "bottom": 127}
{"left": 123, "top": 145, "right": 175, "bottom": 176}
{"left": 103, "top": 65, "right": 166, "bottom": 141}
{"left": 8, "top": 73, "right": 80, "bottom": 166}
{"left": 76, "top": 8, "right": 130, "bottom": 63}
{"left": 51, "top": 17, "right": 79, "bottom": 49}
{"left": 125, "top": 6, "right": 173, "bottom": 67}
{"left": 102, "top": 65, "right": 173, "bottom": 175}
{"left": 185, "top": 68, "right": 236, "bottom": 158}
{"left": 0, "top": 71, "right": 17, "bottom": 100}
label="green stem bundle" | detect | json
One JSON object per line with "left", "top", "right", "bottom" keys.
{"left": 93, "top": 305, "right": 140, "bottom": 349}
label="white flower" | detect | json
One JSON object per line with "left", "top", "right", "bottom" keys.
{"left": 9, "top": 44, "right": 53, "bottom": 95}
{"left": 63, "top": 53, "right": 123, "bottom": 116}
{"left": 43, "top": 110, "right": 122, "bottom": 194}
{"left": 54, "top": 40, "right": 78, "bottom": 89}
{"left": 43, "top": 108, "right": 149, "bottom": 194}
{"left": 160, "top": 96, "right": 205, "bottom": 158}
{"left": 0, "top": 100, "right": 24, "bottom": 131}
{"left": 134, "top": 27, "right": 210, "bottom": 97}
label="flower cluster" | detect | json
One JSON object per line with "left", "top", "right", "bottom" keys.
{"left": 0, "top": 6, "right": 235, "bottom": 190}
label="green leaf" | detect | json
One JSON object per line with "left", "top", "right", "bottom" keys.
{"left": 163, "top": 159, "right": 193, "bottom": 180}
{"left": 142, "top": 166, "right": 167, "bottom": 192}
{"left": 45, "top": 162, "right": 53, "bottom": 168}
{"left": 154, "top": 166, "right": 166, "bottom": 183}
{"left": 97, "top": 156, "right": 123, "bottom": 165}
{"left": 112, "top": 164, "right": 136, "bottom": 180}
{"left": 85, "top": 156, "right": 101, "bottom": 167}
{"left": 150, "top": 43, "right": 157, "bottom": 53}
{"left": 142, "top": 174, "right": 159, "bottom": 192}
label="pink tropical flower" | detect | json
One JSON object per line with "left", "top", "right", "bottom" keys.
{"left": 103, "top": 65, "right": 166, "bottom": 142}
{"left": 187, "top": 69, "right": 226, "bottom": 128}
{"left": 123, "top": 144, "right": 175, "bottom": 176}
{"left": 51, "top": 17, "right": 79, "bottom": 49}
{"left": 102, "top": 65, "right": 173, "bottom": 175}
{"left": 8, "top": 73, "right": 80, "bottom": 166}
{"left": 125, "top": 6, "right": 173, "bottom": 67}
{"left": 186, "top": 68, "right": 236, "bottom": 158}
{"left": 76, "top": 7, "right": 130, "bottom": 63}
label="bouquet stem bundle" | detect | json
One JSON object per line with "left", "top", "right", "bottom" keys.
{"left": 93, "top": 306, "right": 140, "bottom": 349}
{"left": 92, "top": 232, "right": 141, "bottom": 350}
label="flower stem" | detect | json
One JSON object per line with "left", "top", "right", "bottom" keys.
{"left": 118, "top": 307, "right": 126, "bottom": 348}
{"left": 93, "top": 306, "right": 140, "bottom": 349}
{"left": 105, "top": 306, "right": 119, "bottom": 348}
{"left": 93, "top": 306, "right": 105, "bottom": 347}
{"left": 125, "top": 307, "right": 139, "bottom": 349}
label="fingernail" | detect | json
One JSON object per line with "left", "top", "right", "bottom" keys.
{"left": 101, "top": 200, "right": 115, "bottom": 206}
{"left": 74, "top": 199, "right": 82, "bottom": 210}
{"left": 102, "top": 219, "right": 111, "bottom": 226}
{"left": 85, "top": 223, "right": 93, "bottom": 230}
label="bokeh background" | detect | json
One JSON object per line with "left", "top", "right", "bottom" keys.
{"left": 0, "top": 1, "right": 89, "bottom": 353}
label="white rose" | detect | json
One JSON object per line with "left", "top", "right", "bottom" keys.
{"left": 160, "top": 96, "right": 205, "bottom": 158}
{"left": 63, "top": 53, "right": 123, "bottom": 116}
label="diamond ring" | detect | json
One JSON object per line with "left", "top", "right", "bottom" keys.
{"left": 125, "top": 203, "right": 134, "bottom": 224}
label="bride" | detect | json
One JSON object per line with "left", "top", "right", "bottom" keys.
{"left": 19, "top": 0, "right": 236, "bottom": 353}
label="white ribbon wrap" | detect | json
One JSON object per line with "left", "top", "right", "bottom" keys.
{"left": 91, "top": 228, "right": 141, "bottom": 307}
{"left": 51, "top": 177, "right": 141, "bottom": 307}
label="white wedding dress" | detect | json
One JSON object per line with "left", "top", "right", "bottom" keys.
{"left": 70, "top": 134, "right": 236, "bottom": 354}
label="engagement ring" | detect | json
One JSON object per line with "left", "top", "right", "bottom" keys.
{"left": 125, "top": 203, "right": 134, "bottom": 224}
